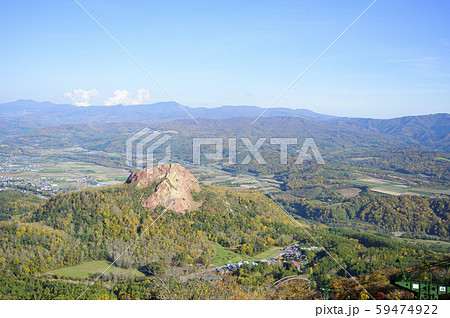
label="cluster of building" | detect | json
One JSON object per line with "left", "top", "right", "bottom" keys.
{"left": 214, "top": 243, "right": 323, "bottom": 273}
{"left": 215, "top": 260, "right": 259, "bottom": 272}
{"left": 0, "top": 174, "right": 99, "bottom": 196}
{"left": 282, "top": 251, "right": 306, "bottom": 260}
{"left": 0, "top": 175, "right": 59, "bottom": 194}
{"left": 299, "top": 246, "right": 322, "bottom": 251}
{"left": 0, "top": 153, "right": 103, "bottom": 196}
{"left": 279, "top": 243, "right": 321, "bottom": 260}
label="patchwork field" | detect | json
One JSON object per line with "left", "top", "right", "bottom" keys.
{"left": 188, "top": 165, "right": 281, "bottom": 193}
{"left": 0, "top": 158, "right": 131, "bottom": 190}
{"left": 351, "top": 175, "right": 449, "bottom": 197}
{"left": 55, "top": 161, "right": 130, "bottom": 183}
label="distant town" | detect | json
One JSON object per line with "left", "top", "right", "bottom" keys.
{"left": 0, "top": 154, "right": 101, "bottom": 197}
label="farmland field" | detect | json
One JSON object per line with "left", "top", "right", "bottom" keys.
{"left": 336, "top": 188, "right": 361, "bottom": 198}
{"left": 0, "top": 158, "right": 131, "bottom": 189}
{"left": 350, "top": 175, "right": 449, "bottom": 197}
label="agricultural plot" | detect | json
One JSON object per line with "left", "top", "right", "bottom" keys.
{"left": 55, "top": 161, "right": 130, "bottom": 183}
{"left": 336, "top": 188, "right": 361, "bottom": 198}
{"left": 351, "top": 175, "right": 449, "bottom": 197}
{"left": 0, "top": 153, "right": 132, "bottom": 195}
{"left": 2, "top": 161, "right": 130, "bottom": 185}
{"left": 189, "top": 165, "right": 280, "bottom": 192}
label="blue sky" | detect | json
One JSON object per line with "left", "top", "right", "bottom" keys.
{"left": 0, "top": 0, "right": 449, "bottom": 118}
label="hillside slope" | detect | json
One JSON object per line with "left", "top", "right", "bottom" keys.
{"left": 1, "top": 172, "right": 302, "bottom": 276}
{"left": 1, "top": 179, "right": 446, "bottom": 299}
{"left": 338, "top": 114, "right": 450, "bottom": 151}
{"left": 4, "top": 114, "right": 448, "bottom": 153}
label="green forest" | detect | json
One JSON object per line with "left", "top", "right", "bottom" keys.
{"left": 281, "top": 193, "right": 449, "bottom": 238}
{"left": 0, "top": 190, "right": 44, "bottom": 221}
{"left": 0, "top": 182, "right": 448, "bottom": 299}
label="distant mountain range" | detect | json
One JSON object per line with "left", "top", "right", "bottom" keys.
{"left": 0, "top": 99, "right": 449, "bottom": 152}
{"left": 0, "top": 99, "right": 336, "bottom": 128}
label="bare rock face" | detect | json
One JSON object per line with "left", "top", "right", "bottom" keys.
{"left": 125, "top": 163, "right": 200, "bottom": 214}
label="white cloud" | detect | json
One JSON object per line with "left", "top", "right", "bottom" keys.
{"left": 103, "top": 89, "right": 150, "bottom": 106}
{"left": 64, "top": 89, "right": 100, "bottom": 106}
{"left": 135, "top": 88, "right": 150, "bottom": 104}
{"left": 103, "top": 89, "right": 130, "bottom": 106}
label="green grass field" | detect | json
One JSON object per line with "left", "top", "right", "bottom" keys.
{"left": 406, "top": 190, "right": 433, "bottom": 195}
{"left": 350, "top": 180, "right": 409, "bottom": 195}
{"left": 211, "top": 245, "right": 250, "bottom": 266}
{"left": 252, "top": 246, "right": 284, "bottom": 260}
{"left": 47, "top": 260, "right": 145, "bottom": 279}
{"left": 211, "top": 244, "right": 286, "bottom": 267}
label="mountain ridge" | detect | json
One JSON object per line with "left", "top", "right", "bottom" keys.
{"left": 0, "top": 99, "right": 336, "bottom": 125}
{"left": 1, "top": 99, "right": 448, "bottom": 151}
{"left": 3, "top": 115, "right": 449, "bottom": 152}
{"left": 3, "top": 99, "right": 447, "bottom": 125}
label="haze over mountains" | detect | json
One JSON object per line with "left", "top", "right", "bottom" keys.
{"left": 0, "top": 99, "right": 449, "bottom": 152}
{"left": 0, "top": 99, "right": 336, "bottom": 126}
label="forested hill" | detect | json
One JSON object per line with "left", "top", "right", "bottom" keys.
{"left": 336, "top": 113, "right": 450, "bottom": 151}
{"left": 0, "top": 190, "right": 44, "bottom": 221}
{"left": 282, "top": 193, "right": 450, "bottom": 238}
{"left": 0, "top": 183, "right": 447, "bottom": 299}
{"left": 4, "top": 114, "right": 449, "bottom": 155}
{"left": 1, "top": 181, "right": 301, "bottom": 276}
